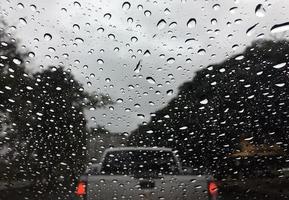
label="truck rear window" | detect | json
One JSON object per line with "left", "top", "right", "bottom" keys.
{"left": 100, "top": 150, "right": 180, "bottom": 176}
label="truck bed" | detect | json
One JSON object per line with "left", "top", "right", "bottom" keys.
{"left": 87, "top": 175, "right": 209, "bottom": 200}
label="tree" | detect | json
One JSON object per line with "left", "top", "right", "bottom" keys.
{"left": 0, "top": 22, "right": 111, "bottom": 193}
{"left": 128, "top": 39, "right": 289, "bottom": 174}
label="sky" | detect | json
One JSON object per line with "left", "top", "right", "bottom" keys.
{"left": 0, "top": 0, "right": 289, "bottom": 133}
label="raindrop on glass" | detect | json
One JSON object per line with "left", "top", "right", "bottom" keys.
{"left": 169, "top": 22, "right": 177, "bottom": 28}
{"left": 255, "top": 4, "right": 266, "bottom": 17}
{"left": 270, "top": 22, "right": 289, "bottom": 34}
{"left": 17, "top": 3, "right": 24, "bottom": 9}
{"left": 246, "top": 23, "right": 258, "bottom": 36}
{"left": 167, "top": 89, "right": 173, "bottom": 95}
{"left": 144, "top": 50, "right": 151, "bottom": 56}
{"left": 273, "top": 62, "right": 286, "bottom": 69}
{"left": 200, "top": 99, "right": 208, "bottom": 105}
{"left": 167, "top": 57, "right": 175, "bottom": 64}
{"left": 13, "top": 58, "right": 22, "bottom": 65}
{"left": 73, "top": 1, "right": 81, "bottom": 7}
{"left": 19, "top": 18, "right": 27, "bottom": 25}
{"left": 157, "top": 19, "right": 167, "bottom": 29}
{"left": 108, "top": 34, "right": 115, "bottom": 40}
{"left": 73, "top": 24, "right": 80, "bottom": 31}
{"left": 122, "top": 2, "right": 131, "bottom": 10}
{"left": 131, "top": 36, "right": 138, "bottom": 42}
{"left": 104, "top": 13, "right": 112, "bottom": 20}
{"left": 97, "top": 59, "right": 104, "bottom": 64}
{"left": 97, "top": 27, "right": 104, "bottom": 33}
{"left": 146, "top": 77, "right": 156, "bottom": 84}
{"left": 44, "top": 33, "right": 52, "bottom": 41}
{"left": 187, "top": 18, "right": 196, "bottom": 28}
{"left": 144, "top": 10, "right": 151, "bottom": 17}
{"left": 213, "top": 4, "right": 220, "bottom": 10}
{"left": 75, "top": 37, "right": 84, "bottom": 43}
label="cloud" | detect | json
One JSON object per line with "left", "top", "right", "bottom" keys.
{"left": 1, "top": 0, "right": 289, "bottom": 132}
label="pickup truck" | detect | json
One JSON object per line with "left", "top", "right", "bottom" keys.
{"left": 75, "top": 147, "right": 218, "bottom": 200}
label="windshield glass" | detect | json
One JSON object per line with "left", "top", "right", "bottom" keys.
{"left": 0, "top": 0, "right": 289, "bottom": 199}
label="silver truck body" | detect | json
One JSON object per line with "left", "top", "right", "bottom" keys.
{"left": 82, "top": 147, "right": 216, "bottom": 200}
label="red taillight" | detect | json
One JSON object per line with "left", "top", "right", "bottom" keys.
{"left": 75, "top": 181, "right": 86, "bottom": 197}
{"left": 208, "top": 181, "right": 218, "bottom": 197}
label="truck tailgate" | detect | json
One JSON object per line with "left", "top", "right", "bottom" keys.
{"left": 87, "top": 175, "right": 209, "bottom": 200}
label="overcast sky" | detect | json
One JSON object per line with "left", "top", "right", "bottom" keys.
{"left": 0, "top": 0, "right": 289, "bottom": 133}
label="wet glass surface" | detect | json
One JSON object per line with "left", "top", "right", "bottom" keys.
{"left": 0, "top": 0, "right": 289, "bottom": 199}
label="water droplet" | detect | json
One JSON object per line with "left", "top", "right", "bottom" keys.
{"left": 167, "top": 57, "right": 175, "bottom": 64}
{"left": 122, "top": 2, "right": 131, "bottom": 10}
{"left": 144, "top": 10, "right": 151, "bottom": 17}
{"left": 108, "top": 34, "right": 115, "bottom": 40}
{"left": 232, "top": 44, "right": 239, "bottom": 50}
{"left": 246, "top": 23, "right": 259, "bottom": 36}
{"left": 97, "top": 59, "right": 104, "bottom": 64}
{"left": 211, "top": 18, "right": 217, "bottom": 25}
{"left": 197, "top": 49, "right": 206, "bottom": 55}
{"left": 61, "top": 7, "right": 67, "bottom": 12}
{"left": 19, "top": 18, "right": 27, "bottom": 25}
{"left": 219, "top": 68, "right": 226, "bottom": 73}
{"left": 131, "top": 36, "right": 138, "bottom": 42}
{"left": 73, "top": 1, "right": 81, "bottom": 7}
{"left": 104, "top": 13, "right": 112, "bottom": 20}
{"left": 229, "top": 7, "right": 238, "bottom": 14}
{"left": 244, "top": 137, "right": 253, "bottom": 141}
{"left": 235, "top": 55, "right": 244, "bottom": 60}
{"left": 144, "top": 50, "right": 151, "bottom": 56}
{"left": 13, "top": 58, "right": 22, "bottom": 65}
{"left": 48, "top": 47, "right": 56, "bottom": 52}
{"left": 200, "top": 99, "right": 208, "bottom": 105}
{"left": 116, "top": 98, "right": 123, "bottom": 103}
{"left": 26, "top": 86, "right": 33, "bottom": 90}
{"left": 185, "top": 38, "right": 196, "bottom": 44}
{"left": 179, "top": 126, "right": 188, "bottom": 130}
{"left": 273, "top": 62, "right": 286, "bottom": 69}
{"left": 167, "top": 89, "right": 173, "bottom": 95}
{"left": 75, "top": 37, "right": 84, "bottom": 43}
{"left": 97, "top": 27, "right": 104, "bottom": 33}
{"left": 271, "top": 22, "right": 289, "bottom": 33}
{"left": 169, "top": 22, "right": 177, "bottom": 28}
{"left": 17, "top": 3, "right": 24, "bottom": 9}
{"left": 275, "top": 83, "right": 285, "bottom": 87}
{"left": 137, "top": 4, "right": 143, "bottom": 10}
{"left": 137, "top": 114, "right": 145, "bottom": 119}
{"left": 164, "top": 8, "right": 170, "bottom": 14}
{"left": 213, "top": 4, "right": 220, "bottom": 10}
{"left": 73, "top": 24, "right": 80, "bottom": 30}
{"left": 44, "top": 33, "right": 52, "bottom": 41}
{"left": 56, "top": 87, "right": 62, "bottom": 91}
{"left": 255, "top": 4, "right": 266, "bottom": 17}
{"left": 157, "top": 19, "right": 167, "bottom": 29}
{"left": 134, "top": 60, "right": 142, "bottom": 73}
{"left": 187, "top": 18, "right": 196, "bottom": 28}
{"left": 127, "top": 17, "right": 133, "bottom": 23}
{"left": 146, "top": 77, "right": 156, "bottom": 84}
{"left": 28, "top": 52, "right": 35, "bottom": 58}
{"left": 30, "top": 4, "right": 37, "bottom": 11}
